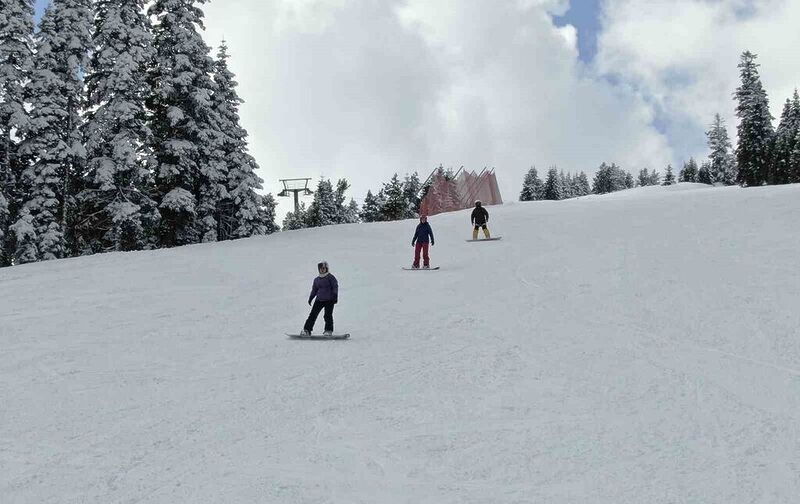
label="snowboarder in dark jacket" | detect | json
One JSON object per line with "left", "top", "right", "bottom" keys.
{"left": 411, "top": 215, "right": 435, "bottom": 269}
{"left": 471, "top": 200, "right": 491, "bottom": 240}
{"left": 302, "top": 261, "right": 338, "bottom": 335}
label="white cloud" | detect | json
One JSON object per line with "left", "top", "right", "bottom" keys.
{"left": 597, "top": 0, "right": 800, "bottom": 160}
{"left": 203, "top": 0, "right": 672, "bottom": 218}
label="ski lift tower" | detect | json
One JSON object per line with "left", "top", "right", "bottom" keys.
{"left": 278, "top": 178, "right": 314, "bottom": 214}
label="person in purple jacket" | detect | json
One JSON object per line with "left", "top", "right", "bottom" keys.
{"left": 302, "top": 261, "right": 339, "bottom": 335}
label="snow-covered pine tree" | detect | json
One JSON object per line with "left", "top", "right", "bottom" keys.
{"left": 260, "top": 193, "right": 279, "bottom": 234}
{"left": 341, "top": 198, "right": 360, "bottom": 224}
{"left": 210, "top": 41, "right": 276, "bottom": 240}
{"left": 331, "top": 178, "right": 360, "bottom": 224}
{"left": 697, "top": 161, "right": 713, "bottom": 184}
{"left": 769, "top": 99, "right": 793, "bottom": 184}
{"left": 637, "top": 168, "right": 650, "bottom": 187}
{"left": 13, "top": 1, "right": 93, "bottom": 263}
{"left": 790, "top": 91, "right": 800, "bottom": 183}
{"left": 624, "top": 171, "right": 635, "bottom": 189}
{"left": 706, "top": 114, "right": 737, "bottom": 185}
{"left": 0, "top": 0, "right": 35, "bottom": 266}
{"left": 792, "top": 124, "right": 800, "bottom": 184}
{"left": 305, "top": 178, "right": 337, "bottom": 227}
{"left": 332, "top": 178, "right": 349, "bottom": 223}
{"left": 648, "top": 169, "right": 661, "bottom": 186}
{"left": 734, "top": 51, "right": 774, "bottom": 187}
{"left": 79, "top": 0, "right": 159, "bottom": 254}
{"left": 679, "top": 158, "right": 698, "bottom": 182}
{"left": 562, "top": 171, "right": 575, "bottom": 199}
{"left": 575, "top": 171, "right": 591, "bottom": 196}
{"left": 593, "top": 163, "right": 629, "bottom": 194}
{"left": 769, "top": 90, "right": 800, "bottom": 185}
{"left": 282, "top": 202, "right": 307, "bottom": 230}
{"left": 402, "top": 172, "right": 421, "bottom": 218}
{"left": 519, "top": 166, "right": 544, "bottom": 201}
{"left": 360, "top": 190, "right": 383, "bottom": 222}
{"left": 662, "top": 165, "right": 675, "bottom": 186}
{"left": 148, "top": 0, "right": 222, "bottom": 247}
{"left": 380, "top": 173, "right": 407, "bottom": 220}
{"left": 593, "top": 163, "right": 614, "bottom": 194}
{"left": 558, "top": 170, "right": 571, "bottom": 199}
{"left": 543, "top": 167, "right": 564, "bottom": 200}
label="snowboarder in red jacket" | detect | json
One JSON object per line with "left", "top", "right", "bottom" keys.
{"left": 411, "top": 215, "right": 435, "bottom": 268}
{"left": 302, "top": 261, "right": 338, "bottom": 335}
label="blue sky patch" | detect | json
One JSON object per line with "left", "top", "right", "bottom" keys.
{"left": 34, "top": 0, "right": 48, "bottom": 21}
{"left": 553, "top": 0, "right": 602, "bottom": 63}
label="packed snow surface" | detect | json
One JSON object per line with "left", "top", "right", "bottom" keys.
{"left": 2, "top": 183, "right": 800, "bottom": 503}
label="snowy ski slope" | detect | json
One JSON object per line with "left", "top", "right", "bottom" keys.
{"left": 2, "top": 183, "right": 800, "bottom": 503}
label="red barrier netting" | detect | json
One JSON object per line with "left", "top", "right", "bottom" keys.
{"left": 419, "top": 168, "right": 503, "bottom": 217}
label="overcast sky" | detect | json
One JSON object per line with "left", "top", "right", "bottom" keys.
{"left": 35, "top": 0, "right": 800, "bottom": 215}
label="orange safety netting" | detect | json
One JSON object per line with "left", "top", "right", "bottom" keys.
{"left": 419, "top": 168, "right": 503, "bottom": 217}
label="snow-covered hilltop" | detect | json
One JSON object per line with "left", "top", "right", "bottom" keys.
{"left": 2, "top": 183, "right": 799, "bottom": 503}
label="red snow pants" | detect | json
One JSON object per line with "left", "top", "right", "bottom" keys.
{"left": 413, "top": 242, "right": 430, "bottom": 268}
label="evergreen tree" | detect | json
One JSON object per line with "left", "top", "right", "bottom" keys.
{"left": 147, "top": 0, "right": 221, "bottom": 247}
{"left": 212, "top": 42, "right": 276, "bottom": 239}
{"left": 562, "top": 171, "right": 576, "bottom": 199}
{"left": 734, "top": 51, "right": 774, "bottom": 186}
{"left": 679, "top": 158, "right": 698, "bottom": 182}
{"left": 662, "top": 165, "right": 675, "bottom": 186}
{"left": 593, "top": 163, "right": 628, "bottom": 194}
{"left": 624, "top": 171, "right": 635, "bottom": 189}
{"left": 341, "top": 198, "right": 360, "bottom": 224}
{"left": 697, "top": 161, "right": 713, "bottom": 184}
{"left": 282, "top": 202, "right": 307, "bottom": 230}
{"left": 360, "top": 190, "right": 383, "bottom": 223}
{"left": 380, "top": 173, "right": 407, "bottom": 220}
{"left": 402, "top": 172, "right": 421, "bottom": 217}
{"left": 13, "top": 1, "right": 93, "bottom": 263}
{"left": 79, "top": 0, "right": 159, "bottom": 253}
{"left": 0, "top": 0, "right": 35, "bottom": 266}
{"left": 648, "top": 169, "right": 661, "bottom": 186}
{"left": 792, "top": 127, "right": 800, "bottom": 183}
{"left": 558, "top": 170, "right": 570, "bottom": 199}
{"left": 575, "top": 171, "right": 591, "bottom": 196}
{"left": 706, "top": 114, "right": 737, "bottom": 185}
{"left": 637, "top": 168, "right": 650, "bottom": 187}
{"left": 519, "top": 166, "right": 544, "bottom": 201}
{"left": 769, "top": 90, "right": 800, "bottom": 185}
{"left": 260, "top": 193, "right": 279, "bottom": 234}
{"left": 305, "top": 178, "right": 337, "bottom": 227}
{"left": 543, "top": 167, "right": 564, "bottom": 200}
{"left": 332, "top": 178, "right": 349, "bottom": 224}
{"left": 791, "top": 92, "right": 800, "bottom": 183}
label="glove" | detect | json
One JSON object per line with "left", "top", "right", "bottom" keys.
{"left": 411, "top": 242, "right": 415, "bottom": 247}
{"left": 333, "top": 296, "right": 338, "bottom": 305}
{"left": 308, "top": 298, "right": 313, "bottom": 306}
{"left": 431, "top": 241, "right": 435, "bottom": 246}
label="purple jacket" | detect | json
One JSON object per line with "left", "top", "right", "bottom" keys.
{"left": 309, "top": 274, "right": 338, "bottom": 304}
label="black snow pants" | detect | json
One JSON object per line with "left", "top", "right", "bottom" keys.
{"left": 304, "top": 300, "right": 335, "bottom": 332}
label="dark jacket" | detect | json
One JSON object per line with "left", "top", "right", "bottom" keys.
{"left": 471, "top": 206, "right": 489, "bottom": 225}
{"left": 412, "top": 222, "right": 435, "bottom": 245}
{"left": 309, "top": 274, "right": 338, "bottom": 304}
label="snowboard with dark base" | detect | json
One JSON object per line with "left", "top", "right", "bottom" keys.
{"left": 402, "top": 266, "right": 440, "bottom": 271}
{"left": 466, "top": 237, "right": 502, "bottom": 242}
{"left": 287, "top": 333, "right": 350, "bottom": 340}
